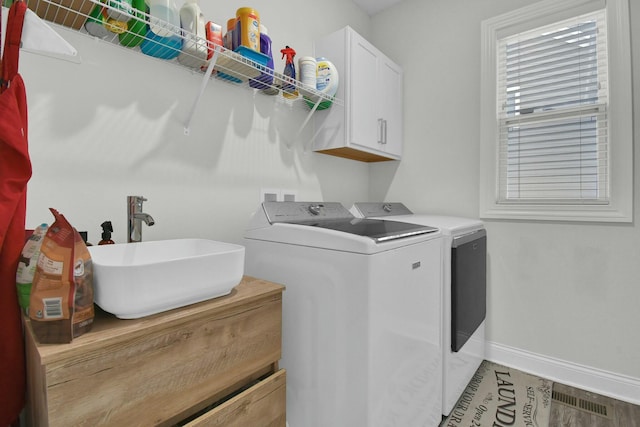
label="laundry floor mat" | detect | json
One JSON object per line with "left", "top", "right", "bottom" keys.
{"left": 442, "top": 360, "right": 553, "bottom": 427}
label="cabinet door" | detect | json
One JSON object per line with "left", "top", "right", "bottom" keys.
{"left": 379, "top": 58, "right": 403, "bottom": 157}
{"left": 349, "top": 31, "right": 381, "bottom": 152}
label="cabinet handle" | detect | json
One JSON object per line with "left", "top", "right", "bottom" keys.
{"left": 378, "top": 118, "right": 384, "bottom": 144}
{"left": 383, "top": 119, "right": 388, "bottom": 145}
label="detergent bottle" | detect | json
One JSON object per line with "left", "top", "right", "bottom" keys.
{"left": 280, "top": 45, "right": 297, "bottom": 98}
{"left": 177, "top": 0, "right": 208, "bottom": 68}
{"left": 141, "top": 0, "right": 182, "bottom": 59}
{"left": 234, "top": 7, "right": 260, "bottom": 52}
{"left": 249, "top": 24, "right": 274, "bottom": 90}
{"left": 119, "top": 0, "right": 147, "bottom": 47}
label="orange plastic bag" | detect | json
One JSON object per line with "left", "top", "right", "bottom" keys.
{"left": 29, "top": 208, "right": 94, "bottom": 343}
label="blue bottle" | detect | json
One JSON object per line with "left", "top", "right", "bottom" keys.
{"left": 280, "top": 45, "right": 297, "bottom": 97}
{"left": 140, "top": 0, "right": 182, "bottom": 59}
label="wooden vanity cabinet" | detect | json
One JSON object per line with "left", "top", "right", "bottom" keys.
{"left": 25, "top": 276, "right": 285, "bottom": 427}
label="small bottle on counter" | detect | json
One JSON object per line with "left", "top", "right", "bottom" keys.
{"left": 79, "top": 231, "right": 93, "bottom": 246}
{"left": 98, "top": 221, "right": 115, "bottom": 245}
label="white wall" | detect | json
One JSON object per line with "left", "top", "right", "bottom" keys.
{"left": 20, "top": 0, "right": 640, "bottom": 398}
{"left": 371, "top": 0, "right": 640, "bottom": 385}
{"left": 21, "top": 0, "right": 371, "bottom": 245}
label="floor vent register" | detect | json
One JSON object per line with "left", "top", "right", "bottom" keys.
{"left": 551, "top": 390, "right": 611, "bottom": 419}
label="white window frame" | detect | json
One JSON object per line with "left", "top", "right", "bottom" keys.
{"left": 479, "top": 0, "right": 632, "bottom": 222}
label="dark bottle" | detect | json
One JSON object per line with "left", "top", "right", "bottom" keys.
{"left": 98, "top": 221, "right": 115, "bottom": 245}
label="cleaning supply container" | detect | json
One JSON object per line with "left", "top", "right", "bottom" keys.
{"left": 178, "top": 0, "right": 207, "bottom": 68}
{"left": 224, "top": 18, "right": 236, "bottom": 50}
{"left": 280, "top": 45, "right": 297, "bottom": 98}
{"left": 306, "top": 57, "right": 339, "bottom": 109}
{"left": 298, "top": 56, "right": 316, "bottom": 89}
{"left": 202, "top": 21, "right": 223, "bottom": 71}
{"left": 84, "top": 4, "right": 111, "bottom": 38}
{"left": 234, "top": 7, "right": 260, "bottom": 52}
{"left": 105, "top": 0, "right": 133, "bottom": 21}
{"left": 119, "top": 0, "right": 147, "bottom": 47}
{"left": 141, "top": 0, "right": 182, "bottom": 59}
{"left": 249, "top": 24, "right": 274, "bottom": 89}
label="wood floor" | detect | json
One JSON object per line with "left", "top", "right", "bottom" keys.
{"left": 549, "top": 382, "right": 640, "bottom": 427}
{"left": 439, "top": 371, "right": 640, "bottom": 427}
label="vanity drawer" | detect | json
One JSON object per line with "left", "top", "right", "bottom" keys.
{"left": 26, "top": 277, "right": 284, "bottom": 427}
{"left": 183, "top": 369, "right": 286, "bottom": 427}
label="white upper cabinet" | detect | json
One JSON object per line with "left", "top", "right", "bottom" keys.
{"left": 313, "top": 26, "right": 403, "bottom": 162}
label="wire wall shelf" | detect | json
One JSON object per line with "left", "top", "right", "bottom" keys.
{"left": 22, "top": 0, "right": 342, "bottom": 134}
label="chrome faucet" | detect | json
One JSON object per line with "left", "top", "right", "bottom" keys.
{"left": 127, "top": 196, "right": 155, "bottom": 243}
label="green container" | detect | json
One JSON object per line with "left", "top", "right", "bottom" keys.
{"left": 119, "top": 0, "right": 147, "bottom": 47}
{"left": 17, "top": 282, "right": 31, "bottom": 314}
{"left": 305, "top": 97, "right": 333, "bottom": 110}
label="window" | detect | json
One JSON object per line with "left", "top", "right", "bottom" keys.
{"left": 480, "top": 0, "right": 632, "bottom": 222}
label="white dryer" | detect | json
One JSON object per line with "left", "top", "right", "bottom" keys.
{"left": 351, "top": 203, "right": 486, "bottom": 417}
{"left": 244, "top": 202, "right": 444, "bottom": 427}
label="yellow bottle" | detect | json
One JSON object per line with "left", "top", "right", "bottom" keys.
{"left": 235, "top": 7, "right": 260, "bottom": 52}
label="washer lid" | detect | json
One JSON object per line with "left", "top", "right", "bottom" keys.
{"left": 262, "top": 202, "right": 437, "bottom": 242}
{"left": 296, "top": 218, "right": 437, "bottom": 242}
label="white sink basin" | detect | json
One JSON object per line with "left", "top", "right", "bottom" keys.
{"left": 88, "top": 239, "right": 245, "bottom": 319}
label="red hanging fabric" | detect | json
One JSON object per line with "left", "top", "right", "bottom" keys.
{"left": 0, "top": 1, "right": 31, "bottom": 424}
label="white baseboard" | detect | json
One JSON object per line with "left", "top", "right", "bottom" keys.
{"left": 486, "top": 341, "right": 640, "bottom": 406}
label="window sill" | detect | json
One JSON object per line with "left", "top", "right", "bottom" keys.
{"left": 480, "top": 203, "right": 632, "bottom": 223}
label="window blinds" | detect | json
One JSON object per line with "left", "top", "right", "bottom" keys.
{"left": 497, "top": 10, "right": 608, "bottom": 203}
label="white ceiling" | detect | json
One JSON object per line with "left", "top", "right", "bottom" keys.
{"left": 352, "top": 0, "right": 403, "bottom": 15}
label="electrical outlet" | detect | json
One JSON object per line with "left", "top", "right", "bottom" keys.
{"left": 260, "top": 188, "right": 298, "bottom": 202}
{"left": 260, "top": 188, "right": 280, "bottom": 202}
{"left": 282, "top": 190, "right": 298, "bottom": 202}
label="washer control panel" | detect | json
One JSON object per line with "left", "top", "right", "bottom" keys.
{"left": 352, "top": 202, "right": 414, "bottom": 218}
{"left": 263, "top": 202, "right": 352, "bottom": 224}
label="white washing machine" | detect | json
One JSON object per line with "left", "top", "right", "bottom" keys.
{"left": 244, "top": 202, "right": 444, "bottom": 427}
{"left": 351, "top": 203, "right": 486, "bottom": 417}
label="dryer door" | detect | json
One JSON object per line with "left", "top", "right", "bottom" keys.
{"left": 451, "top": 229, "right": 487, "bottom": 352}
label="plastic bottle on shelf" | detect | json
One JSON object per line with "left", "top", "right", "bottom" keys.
{"left": 105, "top": 0, "right": 133, "bottom": 21}
{"left": 298, "top": 56, "right": 317, "bottom": 89}
{"left": 306, "top": 57, "right": 339, "bottom": 110}
{"left": 119, "top": 0, "right": 147, "bottom": 47}
{"left": 249, "top": 24, "right": 274, "bottom": 90}
{"left": 141, "top": 0, "right": 182, "bottom": 59}
{"left": 280, "top": 45, "right": 298, "bottom": 98}
{"left": 16, "top": 223, "right": 48, "bottom": 314}
{"left": 177, "top": 0, "right": 207, "bottom": 68}
{"left": 234, "top": 7, "right": 260, "bottom": 52}
{"left": 224, "top": 18, "right": 236, "bottom": 50}
{"left": 201, "top": 21, "right": 223, "bottom": 71}
{"left": 84, "top": 4, "right": 111, "bottom": 38}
